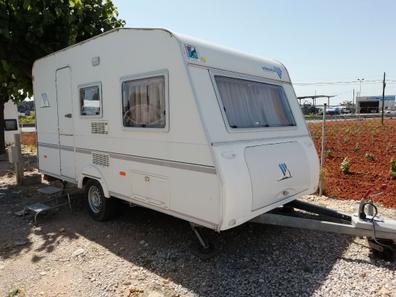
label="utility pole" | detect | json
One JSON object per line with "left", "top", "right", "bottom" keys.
{"left": 381, "top": 72, "right": 386, "bottom": 125}
{"left": 357, "top": 78, "right": 364, "bottom": 97}
{"left": 314, "top": 89, "right": 317, "bottom": 109}
{"left": 352, "top": 89, "right": 355, "bottom": 113}
{"left": 319, "top": 103, "right": 327, "bottom": 197}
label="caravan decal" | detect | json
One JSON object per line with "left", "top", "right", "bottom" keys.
{"left": 37, "top": 142, "right": 217, "bottom": 175}
{"left": 278, "top": 162, "right": 292, "bottom": 181}
{"left": 185, "top": 44, "right": 207, "bottom": 62}
{"left": 185, "top": 44, "right": 199, "bottom": 59}
{"left": 262, "top": 65, "right": 283, "bottom": 79}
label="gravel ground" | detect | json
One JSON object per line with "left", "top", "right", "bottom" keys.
{"left": 0, "top": 158, "right": 395, "bottom": 297}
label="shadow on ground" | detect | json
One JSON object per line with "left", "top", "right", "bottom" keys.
{"left": 0, "top": 159, "right": 384, "bottom": 296}
{"left": 1, "top": 190, "right": 351, "bottom": 294}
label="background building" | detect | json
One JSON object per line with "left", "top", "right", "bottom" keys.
{"left": 356, "top": 95, "right": 395, "bottom": 113}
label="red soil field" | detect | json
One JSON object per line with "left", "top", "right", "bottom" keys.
{"left": 21, "top": 132, "right": 37, "bottom": 146}
{"left": 17, "top": 125, "right": 396, "bottom": 207}
{"left": 308, "top": 119, "right": 396, "bottom": 208}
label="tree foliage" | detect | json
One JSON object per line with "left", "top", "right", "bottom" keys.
{"left": 340, "top": 100, "right": 355, "bottom": 113}
{"left": 340, "top": 100, "right": 353, "bottom": 107}
{"left": 0, "top": 0, "right": 125, "bottom": 102}
{"left": 0, "top": 0, "right": 124, "bottom": 153}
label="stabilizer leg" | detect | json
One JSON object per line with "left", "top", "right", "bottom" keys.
{"left": 368, "top": 238, "right": 396, "bottom": 261}
{"left": 190, "top": 223, "right": 217, "bottom": 260}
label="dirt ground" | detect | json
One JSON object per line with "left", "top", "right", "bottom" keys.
{"left": 1, "top": 156, "right": 396, "bottom": 297}
{"left": 308, "top": 119, "right": 396, "bottom": 207}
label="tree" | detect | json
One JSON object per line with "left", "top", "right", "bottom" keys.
{"left": 340, "top": 100, "right": 355, "bottom": 113}
{"left": 0, "top": 0, "right": 125, "bottom": 153}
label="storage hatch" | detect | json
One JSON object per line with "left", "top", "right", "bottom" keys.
{"left": 130, "top": 171, "right": 170, "bottom": 208}
{"left": 245, "top": 141, "right": 311, "bottom": 211}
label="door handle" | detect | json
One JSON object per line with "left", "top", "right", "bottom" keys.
{"left": 64, "top": 113, "right": 72, "bottom": 118}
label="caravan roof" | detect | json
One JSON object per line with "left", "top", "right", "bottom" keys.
{"left": 33, "top": 27, "right": 290, "bottom": 84}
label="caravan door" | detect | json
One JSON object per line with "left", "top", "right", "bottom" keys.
{"left": 55, "top": 67, "right": 75, "bottom": 180}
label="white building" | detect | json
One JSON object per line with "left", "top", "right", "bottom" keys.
{"left": 356, "top": 95, "right": 395, "bottom": 113}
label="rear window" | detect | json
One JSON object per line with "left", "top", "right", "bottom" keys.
{"left": 215, "top": 76, "right": 295, "bottom": 129}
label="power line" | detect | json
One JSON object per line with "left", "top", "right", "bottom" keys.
{"left": 294, "top": 79, "right": 396, "bottom": 86}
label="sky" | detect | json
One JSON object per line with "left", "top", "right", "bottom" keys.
{"left": 113, "top": 0, "right": 396, "bottom": 105}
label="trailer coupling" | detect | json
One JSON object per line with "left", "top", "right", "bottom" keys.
{"left": 252, "top": 199, "right": 396, "bottom": 260}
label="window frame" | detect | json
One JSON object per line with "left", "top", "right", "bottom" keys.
{"left": 78, "top": 82, "right": 103, "bottom": 118}
{"left": 4, "top": 119, "right": 18, "bottom": 131}
{"left": 209, "top": 70, "right": 297, "bottom": 133}
{"left": 120, "top": 70, "right": 169, "bottom": 132}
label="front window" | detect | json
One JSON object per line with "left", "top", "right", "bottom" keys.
{"left": 122, "top": 76, "right": 166, "bottom": 128}
{"left": 215, "top": 76, "right": 295, "bottom": 129}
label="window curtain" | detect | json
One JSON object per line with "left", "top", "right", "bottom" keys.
{"left": 123, "top": 77, "right": 165, "bottom": 127}
{"left": 215, "top": 76, "right": 294, "bottom": 128}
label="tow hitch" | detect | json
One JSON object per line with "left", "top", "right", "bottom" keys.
{"left": 252, "top": 185, "right": 396, "bottom": 261}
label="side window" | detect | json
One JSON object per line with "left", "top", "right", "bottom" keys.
{"left": 122, "top": 76, "right": 166, "bottom": 128}
{"left": 4, "top": 119, "right": 18, "bottom": 131}
{"left": 80, "top": 84, "right": 101, "bottom": 116}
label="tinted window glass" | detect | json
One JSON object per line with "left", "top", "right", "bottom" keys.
{"left": 80, "top": 85, "right": 101, "bottom": 116}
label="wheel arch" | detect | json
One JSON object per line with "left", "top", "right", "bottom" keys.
{"left": 78, "top": 165, "right": 110, "bottom": 198}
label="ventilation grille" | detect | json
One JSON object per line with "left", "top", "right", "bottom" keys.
{"left": 92, "top": 152, "right": 110, "bottom": 167}
{"left": 91, "top": 122, "right": 108, "bottom": 134}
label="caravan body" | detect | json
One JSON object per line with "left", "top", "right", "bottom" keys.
{"left": 33, "top": 28, "right": 319, "bottom": 231}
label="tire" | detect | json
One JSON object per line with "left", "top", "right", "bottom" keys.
{"left": 84, "top": 179, "right": 114, "bottom": 221}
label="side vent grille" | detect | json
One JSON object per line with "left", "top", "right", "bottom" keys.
{"left": 92, "top": 152, "right": 110, "bottom": 167}
{"left": 91, "top": 122, "right": 108, "bottom": 134}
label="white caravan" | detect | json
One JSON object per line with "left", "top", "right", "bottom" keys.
{"left": 4, "top": 100, "right": 20, "bottom": 145}
{"left": 32, "top": 28, "right": 319, "bottom": 231}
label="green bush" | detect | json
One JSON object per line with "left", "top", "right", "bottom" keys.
{"left": 340, "top": 157, "right": 350, "bottom": 174}
{"left": 19, "top": 115, "right": 35, "bottom": 124}
{"left": 364, "top": 152, "right": 374, "bottom": 161}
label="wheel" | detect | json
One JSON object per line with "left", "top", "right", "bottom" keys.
{"left": 84, "top": 179, "right": 115, "bottom": 221}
